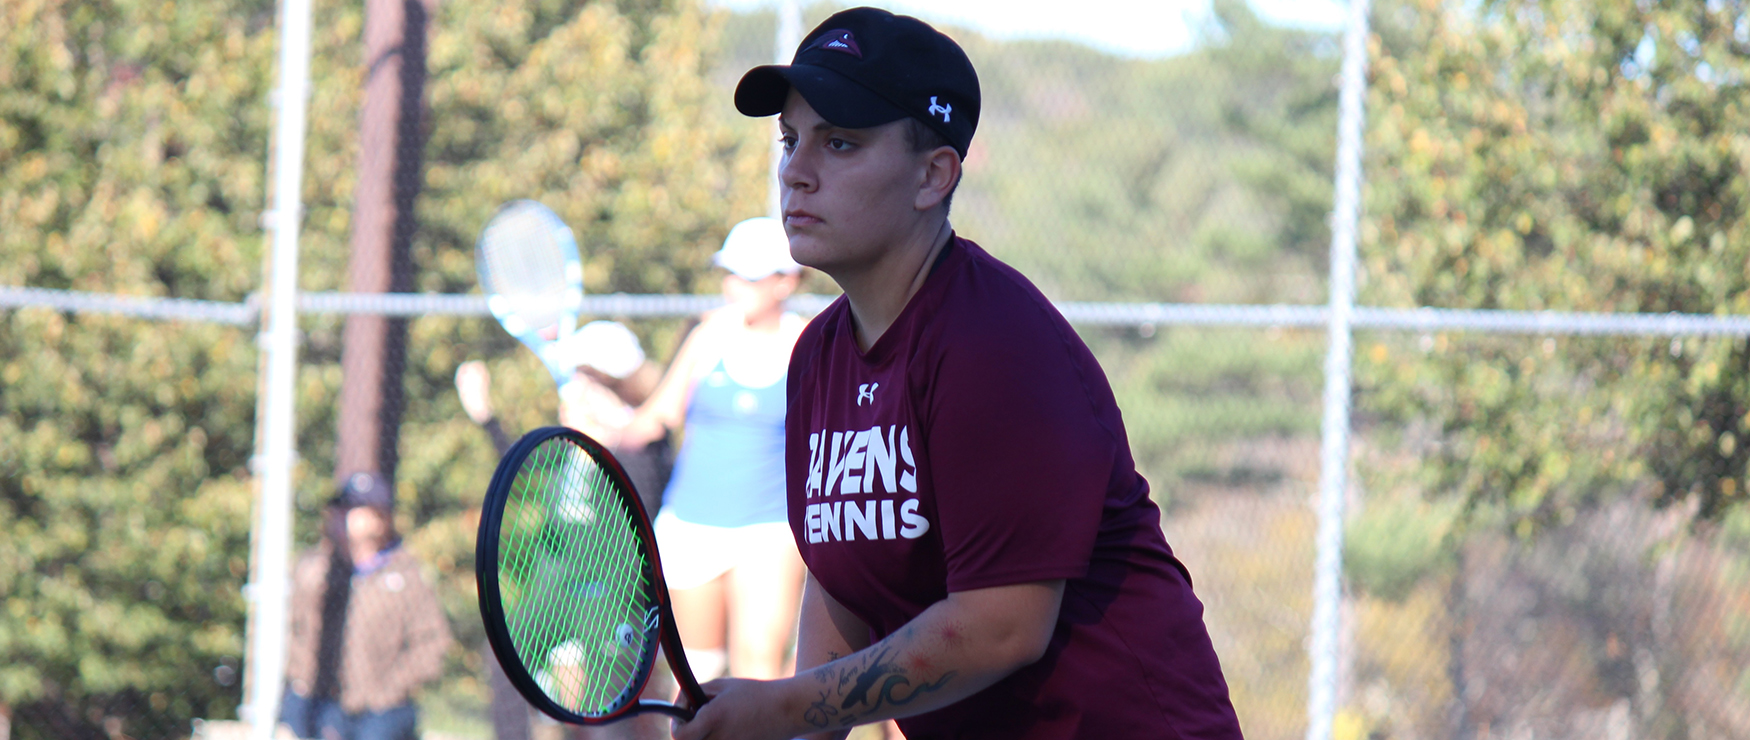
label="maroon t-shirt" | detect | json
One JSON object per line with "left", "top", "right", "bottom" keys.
{"left": 786, "top": 237, "right": 1243, "bottom": 740}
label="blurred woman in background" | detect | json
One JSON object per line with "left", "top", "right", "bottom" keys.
{"left": 621, "top": 216, "right": 807, "bottom": 683}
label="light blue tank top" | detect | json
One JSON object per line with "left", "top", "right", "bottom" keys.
{"left": 662, "top": 358, "right": 788, "bottom": 527}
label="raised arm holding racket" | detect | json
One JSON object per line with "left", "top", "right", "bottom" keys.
{"left": 476, "top": 199, "right": 586, "bottom": 388}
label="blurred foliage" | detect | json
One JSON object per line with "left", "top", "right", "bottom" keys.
{"left": 1354, "top": 0, "right": 1750, "bottom": 736}
{"left": 1096, "top": 327, "right": 1322, "bottom": 488}
{"left": 0, "top": 0, "right": 275, "bottom": 736}
{"left": 1347, "top": 581, "right": 1453, "bottom": 740}
{"left": 1442, "top": 502, "right": 1750, "bottom": 739}
{"left": 1358, "top": 0, "right": 1750, "bottom": 526}
{"left": 1, "top": 0, "right": 760, "bottom": 738}
{"left": 1345, "top": 492, "right": 1456, "bottom": 602}
{"left": 960, "top": 0, "right": 1340, "bottom": 308}
{"left": 963, "top": 0, "right": 1338, "bottom": 486}
{"left": 1159, "top": 472, "right": 1316, "bottom": 740}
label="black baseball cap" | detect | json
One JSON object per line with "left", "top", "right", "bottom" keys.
{"left": 333, "top": 471, "right": 393, "bottom": 510}
{"left": 735, "top": 7, "right": 980, "bottom": 157}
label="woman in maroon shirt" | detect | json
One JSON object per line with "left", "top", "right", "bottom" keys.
{"left": 673, "top": 8, "right": 1243, "bottom": 740}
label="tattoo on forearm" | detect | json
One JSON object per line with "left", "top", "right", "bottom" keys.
{"left": 804, "top": 689, "right": 839, "bottom": 728}
{"left": 814, "top": 652, "right": 841, "bottom": 685}
{"left": 841, "top": 647, "right": 904, "bottom": 708}
{"left": 801, "top": 646, "right": 957, "bottom": 728}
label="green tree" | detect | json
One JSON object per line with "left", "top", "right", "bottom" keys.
{"left": 1354, "top": 1, "right": 1750, "bottom": 736}
{"left": 0, "top": 0, "right": 275, "bottom": 736}
{"left": 1359, "top": 0, "right": 1750, "bottom": 525}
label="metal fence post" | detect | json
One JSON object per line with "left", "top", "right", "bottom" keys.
{"left": 1308, "top": 1, "right": 1371, "bottom": 739}
{"left": 245, "top": 0, "right": 314, "bottom": 736}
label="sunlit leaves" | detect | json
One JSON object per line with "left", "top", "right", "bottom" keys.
{"left": 1359, "top": 0, "right": 1750, "bottom": 524}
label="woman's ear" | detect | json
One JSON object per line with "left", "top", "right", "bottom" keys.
{"left": 916, "top": 146, "right": 962, "bottom": 212}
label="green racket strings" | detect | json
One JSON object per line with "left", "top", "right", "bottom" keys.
{"left": 498, "top": 438, "right": 655, "bottom": 716}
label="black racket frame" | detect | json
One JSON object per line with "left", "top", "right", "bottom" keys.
{"left": 476, "top": 426, "right": 709, "bottom": 723}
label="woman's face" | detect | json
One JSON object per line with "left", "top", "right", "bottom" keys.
{"left": 776, "top": 90, "right": 942, "bottom": 276}
{"left": 722, "top": 271, "right": 799, "bottom": 316}
{"left": 345, "top": 506, "right": 391, "bottom": 555}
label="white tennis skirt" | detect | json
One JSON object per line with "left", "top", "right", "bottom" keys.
{"left": 652, "top": 510, "right": 796, "bottom": 590}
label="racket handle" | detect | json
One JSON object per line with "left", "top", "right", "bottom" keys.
{"left": 637, "top": 700, "right": 697, "bottom": 721}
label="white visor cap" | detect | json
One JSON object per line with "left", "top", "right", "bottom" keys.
{"left": 713, "top": 217, "right": 800, "bottom": 281}
{"left": 550, "top": 320, "right": 646, "bottom": 379}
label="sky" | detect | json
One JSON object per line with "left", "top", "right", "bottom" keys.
{"left": 704, "top": 0, "right": 1351, "bottom": 58}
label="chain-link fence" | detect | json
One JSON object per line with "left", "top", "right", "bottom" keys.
{"left": 6, "top": 1, "right": 1750, "bottom": 740}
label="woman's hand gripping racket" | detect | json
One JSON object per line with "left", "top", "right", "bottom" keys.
{"left": 476, "top": 426, "right": 710, "bottom": 723}
{"left": 476, "top": 200, "right": 586, "bottom": 387}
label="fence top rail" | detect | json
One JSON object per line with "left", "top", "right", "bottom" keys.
{"left": 0, "top": 285, "right": 259, "bottom": 325}
{"left": 6, "top": 285, "right": 1750, "bottom": 337}
{"left": 1352, "top": 306, "right": 1750, "bottom": 336}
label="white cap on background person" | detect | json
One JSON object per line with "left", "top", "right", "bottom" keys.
{"left": 713, "top": 217, "right": 801, "bottom": 281}
{"left": 550, "top": 320, "right": 646, "bottom": 379}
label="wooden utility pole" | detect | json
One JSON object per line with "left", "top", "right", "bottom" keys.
{"left": 332, "top": 7, "right": 534, "bottom": 740}
{"left": 336, "top": 0, "right": 434, "bottom": 487}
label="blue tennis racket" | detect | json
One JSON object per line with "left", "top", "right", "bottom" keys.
{"left": 476, "top": 200, "right": 586, "bottom": 386}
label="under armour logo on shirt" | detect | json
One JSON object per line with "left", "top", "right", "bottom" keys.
{"left": 928, "top": 96, "right": 951, "bottom": 123}
{"left": 809, "top": 29, "right": 863, "bottom": 58}
{"left": 857, "top": 383, "right": 880, "bottom": 406}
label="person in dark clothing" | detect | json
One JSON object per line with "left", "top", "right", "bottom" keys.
{"left": 281, "top": 472, "right": 452, "bottom": 740}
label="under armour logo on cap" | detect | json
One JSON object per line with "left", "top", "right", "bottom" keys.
{"left": 808, "top": 29, "right": 863, "bottom": 58}
{"left": 928, "top": 96, "right": 951, "bottom": 123}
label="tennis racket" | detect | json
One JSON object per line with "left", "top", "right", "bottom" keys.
{"left": 476, "top": 200, "right": 586, "bottom": 386}
{"left": 476, "top": 426, "right": 709, "bottom": 723}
